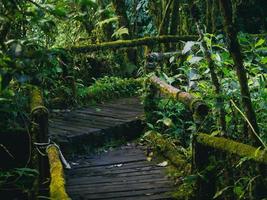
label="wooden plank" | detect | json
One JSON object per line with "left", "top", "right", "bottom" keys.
{"left": 67, "top": 174, "right": 169, "bottom": 185}
{"left": 69, "top": 188, "right": 173, "bottom": 200}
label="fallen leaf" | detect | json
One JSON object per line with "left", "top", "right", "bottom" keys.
{"left": 157, "top": 161, "right": 168, "bottom": 167}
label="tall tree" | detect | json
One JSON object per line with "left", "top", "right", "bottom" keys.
{"left": 112, "top": 0, "right": 137, "bottom": 64}
{"left": 219, "top": 0, "right": 262, "bottom": 146}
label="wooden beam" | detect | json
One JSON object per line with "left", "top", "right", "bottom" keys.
{"left": 70, "top": 35, "right": 198, "bottom": 53}
{"left": 149, "top": 75, "right": 209, "bottom": 118}
{"left": 195, "top": 133, "right": 267, "bottom": 164}
{"left": 47, "top": 145, "right": 71, "bottom": 200}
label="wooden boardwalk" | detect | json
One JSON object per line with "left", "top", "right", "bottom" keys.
{"left": 66, "top": 145, "right": 175, "bottom": 200}
{"left": 49, "top": 97, "right": 144, "bottom": 152}
{"left": 48, "top": 97, "right": 175, "bottom": 199}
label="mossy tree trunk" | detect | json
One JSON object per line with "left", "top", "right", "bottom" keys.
{"left": 96, "top": 0, "right": 113, "bottom": 41}
{"left": 205, "top": 0, "right": 212, "bottom": 33}
{"left": 112, "top": 0, "right": 137, "bottom": 65}
{"left": 158, "top": 0, "right": 173, "bottom": 35}
{"left": 190, "top": 0, "right": 227, "bottom": 133}
{"left": 169, "top": 0, "right": 180, "bottom": 51}
{"left": 219, "top": 0, "right": 261, "bottom": 147}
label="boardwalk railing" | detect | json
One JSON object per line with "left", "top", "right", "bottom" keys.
{"left": 144, "top": 75, "right": 267, "bottom": 199}
{"left": 193, "top": 133, "right": 267, "bottom": 199}
{"left": 29, "top": 86, "right": 70, "bottom": 199}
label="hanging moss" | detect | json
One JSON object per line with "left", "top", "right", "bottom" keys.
{"left": 196, "top": 133, "right": 267, "bottom": 164}
{"left": 47, "top": 145, "right": 70, "bottom": 200}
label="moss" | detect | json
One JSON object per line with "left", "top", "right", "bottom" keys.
{"left": 149, "top": 75, "right": 208, "bottom": 118}
{"left": 196, "top": 133, "right": 267, "bottom": 164}
{"left": 144, "top": 131, "right": 190, "bottom": 171}
{"left": 30, "top": 86, "right": 48, "bottom": 115}
{"left": 83, "top": 77, "right": 143, "bottom": 104}
{"left": 70, "top": 35, "right": 198, "bottom": 53}
{"left": 46, "top": 145, "right": 70, "bottom": 200}
{"left": 144, "top": 131, "right": 194, "bottom": 200}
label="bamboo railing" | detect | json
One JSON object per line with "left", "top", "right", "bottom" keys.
{"left": 193, "top": 133, "right": 267, "bottom": 199}
{"left": 144, "top": 75, "right": 267, "bottom": 199}
{"left": 29, "top": 86, "right": 70, "bottom": 199}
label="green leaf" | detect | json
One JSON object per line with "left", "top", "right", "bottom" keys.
{"left": 112, "top": 27, "right": 129, "bottom": 39}
{"left": 147, "top": 123, "right": 154, "bottom": 129}
{"left": 55, "top": 66, "right": 63, "bottom": 73}
{"left": 189, "top": 56, "right": 203, "bottom": 64}
{"left": 255, "top": 38, "right": 265, "bottom": 48}
{"left": 233, "top": 186, "right": 244, "bottom": 197}
{"left": 51, "top": 7, "right": 67, "bottom": 17}
{"left": 163, "top": 118, "right": 173, "bottom": 127}
{"left": 210, "top": 130, "right": 221, "bottom": 136}
{"left": 182, "top": 41, "right": 197, "bottom": 54}
{"left": 96, "top": 17, "right": 118, "bottom": 28}
{"left": 261, "top": 57, "right": 267, "bottom": 64}
{"left": 213, "top": 186, "right": 231, "bottom": 199}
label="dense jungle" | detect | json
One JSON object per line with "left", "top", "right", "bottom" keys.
{"left": 0, "top": 0, "right": 267, "bottom": 199}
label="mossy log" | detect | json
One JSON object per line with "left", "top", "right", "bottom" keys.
{"left": 195, "top": 133, "right": 267, "bottom": 164}
{"left": 193, "top": 133, "right": 267, "bottom": 199}
{"left": 70, "top": 35, "right": 198, "bottom": 53}
{"left": 149, "top": 75, "right": 209, "bottom": 118}
{"left": 144, "top": 131, "right": 189, "bottom": 170}
{"left": 46, "top": 145, "right": 70, "bottom": 200}
{"left": 29, "top": 86, "right": 49, "bottom": 198}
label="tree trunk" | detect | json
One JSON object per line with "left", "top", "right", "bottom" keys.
{"left": 97, "top": 0, "right": 113, "bottom": 41}
{"left": 219, "top": 0, "right": 261, "bottom": 147}
{"left": 206, "top": 0, "right": 212, "bottom": 33}
{"left": 169, "top": 0, "right": 180, "bottom": 51}
{"left": 190, "top": 0, "right": 227, "bottom": 133}
{"left": 112, "top": 0, "right": 137, "bottom": 64}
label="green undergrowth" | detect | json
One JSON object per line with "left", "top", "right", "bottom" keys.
{"left": 142, "top": 131, "right": 195, "bottom": 200}
{"left": 81, "top": 76, "right": 143, "bottom": 104}
{"left": 49, "top": 76, "right": 143, "bottom": 108}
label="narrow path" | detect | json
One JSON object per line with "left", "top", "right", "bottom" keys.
{"left": 66, "top": 144, "right": 175, "bottom": 200}
{"left": 49, "top": 97, "right": 144, "bottom": 152}
{"left": 48, "top": 97, "right": 176, "bottom": 199}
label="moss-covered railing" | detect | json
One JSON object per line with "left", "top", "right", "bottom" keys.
{"left": 193, "top": 133, "right": 267, "bottom": 199}
{"left": 30, "top": 86, "right": 49, "bottom": 198}
{"left": 70, "top": 35, "right": 198, "bottom": 53}
{"left": 46, "top": 145, "right": 71, "bottom": 200}
{"left": 29, "top": 86, "right": 70, "bottom": 199}
{"left": 146, "top": 75, "right": 209, "bottom": 120}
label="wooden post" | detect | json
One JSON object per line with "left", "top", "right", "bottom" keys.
{"left": 30, "top": 86, "right": 49, "bottom": 198}
{"left": 144, "top": 78, "right": 158, "bottom": 124}
{"left": 192, "top": 134, "right": 216, "bottom": 200}
{"left": 193, "top": 133, "right": 267, "bottom": 199}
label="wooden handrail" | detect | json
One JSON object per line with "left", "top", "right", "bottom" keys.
{"left": 29, "top": 86, "right": 70, "bottom": 199}
{"left": 193, "top": 133, "right": 267, "bottom": 199}
{"left": 29, "top": 86, "right": 49, "bottom": 197}
{"left": 194, "top": 133, "right": 267, "bottom": 164}
{"left": 149, "top": 75, "right": 209, "bottom": 118}
{"left": 70, "top": 35, "right": 198, "bottom": 53}
{"left": 46, "top": 145, "right": 71, "bottom": 200}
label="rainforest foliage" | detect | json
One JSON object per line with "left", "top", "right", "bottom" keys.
{"left": 0, "top": 0, "right": 267, "bottom": 199}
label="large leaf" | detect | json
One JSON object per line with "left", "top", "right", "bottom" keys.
{"left": 162, "top": 118, "right": 173, "bottom": 127}
{"left": 112, "top": 27, "right": 129, "bottom": 39}
{"left": 182, "top": 41, "right": 197, "bottom": 54}
{"left": 255, "top": 38, "right": 265, "bottom": 48}
{"left": 96, "top": 17, "right": 118, "bottom": 28}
